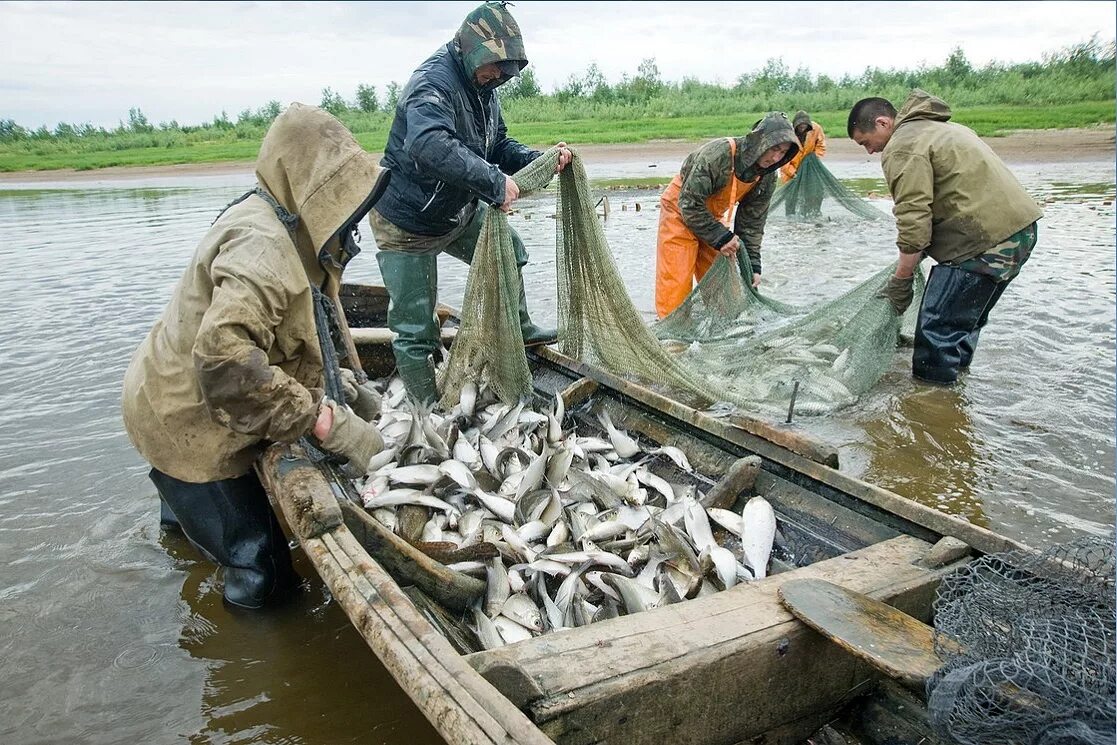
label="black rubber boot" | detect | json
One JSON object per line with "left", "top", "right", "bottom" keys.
{"left": 377, "top": 249, "right": 440, "bottom": 404}
{"left": 913, "top": 264, "right": 1009, "bottom": 385}
{"left": 159, "top": 497, "right": 181, "bottom": 530}
{"left": 149, "top": 469, "right": 300, "bottom": 609}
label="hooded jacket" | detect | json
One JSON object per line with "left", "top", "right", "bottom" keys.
{"left": 374, "top": 2, "right": 540, "bottom": 236}
{"left": 122, "top": 104, "right": 387, "bottom": 482}
{"left": 882, "top": 89, "right": 1042, "bottom": 263}
{"left": 780, "top": 111, "right": 826, "bottom": 182}
{"left": 676, "top": 112, "right": 799, "bottom": 271}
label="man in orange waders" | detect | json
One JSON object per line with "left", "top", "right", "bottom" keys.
{"left": 655, "top": 112, "right": 799, "bottom": 319}
{"left": 779, "top": 110, "right": 827, "bottom": 184}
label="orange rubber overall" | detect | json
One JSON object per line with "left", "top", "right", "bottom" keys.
{"left": 655, "top": 138, "right": 759, "bottom": 318}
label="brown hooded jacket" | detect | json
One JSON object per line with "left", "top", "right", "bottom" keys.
{"left": 122, "top": 103, "right": 386, "bottom": 482}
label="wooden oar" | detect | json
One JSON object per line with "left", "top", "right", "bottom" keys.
{"left": 777, "top": 578, "right": 961, "bottom": 690}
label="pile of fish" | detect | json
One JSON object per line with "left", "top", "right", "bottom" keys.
{"left": 355, "top": 378, "right": 778, "bottom": 651}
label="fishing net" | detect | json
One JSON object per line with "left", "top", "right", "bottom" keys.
{"left": 439, "top": 149, "right": 563, "bottom": 407}
{"left": 770, "top": 153, "right": 884, "bottom": 221}
{"left": 927, "top": 536, "right": 1116, "bottom": 745}
{"left": 444, "top": 145, "right": 922, "bottom": 418}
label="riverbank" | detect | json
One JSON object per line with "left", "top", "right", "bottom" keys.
{"left": 0, "top": 127, "right": 1111, "bottom": 185}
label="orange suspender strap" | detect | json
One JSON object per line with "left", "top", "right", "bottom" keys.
{"left": 721, "top": 137, "right": 737, "bottom": 228}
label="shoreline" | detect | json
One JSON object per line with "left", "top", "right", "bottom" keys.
{"left": 0, "top": 127, "right": 1112, "bottom": 184}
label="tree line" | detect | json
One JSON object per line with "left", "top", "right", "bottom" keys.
{"left": 1, "top": 37, "right": 1112, "bottom": 145}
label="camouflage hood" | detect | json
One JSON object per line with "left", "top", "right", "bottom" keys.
{"left": 453, "top": 1, "right": 528, "bottom": 83}
{"left": 734, "top": 112, "right": 800, "bottom": 180}
{"left": 255, "top": 103, "right": 388, "bottom": 270}
{"left": 894, "top": 89, "right": 952, "bottom": 129}
{"left": 792, "top": 110, "right": 812, "bottom": 131}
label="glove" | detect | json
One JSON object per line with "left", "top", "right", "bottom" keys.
{"left": 877, "top": 274, "right": 915, "bottom": 315}
{"left": 339, "top": 368, "right": 382, "bottom": 421}
{"left": 319, "top": 400, "right": 384, "bottom": 473}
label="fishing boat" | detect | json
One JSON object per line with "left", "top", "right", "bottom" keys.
{"left": 256, "top": 283, "right": 1025, "bottom": 745}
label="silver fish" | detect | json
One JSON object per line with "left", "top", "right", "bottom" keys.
{"left": 707, "top": 507, "right": 743, "bottom": 536}
{"left": 438, "top": 459, "right": 477, "bottom": 490}
{"left": 460, "top": 380, "right": 477, "bottom": 417}
{"left": 388, "top": 464, "right": 443, "bottom": 485}
{"left": 472, "top": 605, "right": 505, "bottom": 650}
{"left": 598, "top": 409, "right": 640, "bottom": 458}
{"left": 652, "top": 445, "right": 692, "bottom": 472}
{"left": 741, "top": 496, "right": 776, "bottom": 580}
{"left": 500, "top": 592, "right": 544, "bottom": 633}
{"left": 485, "top": 557, "right": 510, "bottom": 618}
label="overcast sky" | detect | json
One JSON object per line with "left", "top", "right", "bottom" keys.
{"left": 2, "top": 0, "right": 1113, "bottom": 129}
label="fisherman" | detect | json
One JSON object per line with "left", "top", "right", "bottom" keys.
{"left": 847, "top": 89, "right": 1042, "bottom": 385}
{"left": 654, "top": 113, "right": 799, "bottom": 319}
{"left": 779, "top": 110, "right": 827, "bottom": 184}
{"left": 370, "top": 0, "right": 572, "bottom": 403}
{"left": 122, "top": 104, "right": 390, "bottom": 609}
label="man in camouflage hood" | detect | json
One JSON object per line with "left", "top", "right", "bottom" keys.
{"left": 122, "top": 104, "right": 390, "bottom": 608}
{"left": 371, "top": 1, "right": 571, "bottom": 403}
{"left": 655, "top": 113, "right": 799, "bottom": 318}
{"left": 848, "top": 90, "right": 1042, "bottom": 384}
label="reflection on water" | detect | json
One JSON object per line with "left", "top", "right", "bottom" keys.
{"left": 0, "top": 157, "right": 1113, "bottom": 744}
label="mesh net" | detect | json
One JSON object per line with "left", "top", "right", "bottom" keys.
{"left": 927, "top": 536, "right": 1116, "bottom": 745}
{"left": 770, "top": 153, "right": 885, "bottom": 221}
{"left": 439, "top": 149, "right": 563, "bottom": 407}
{"left": 442, "top": 146, "right": 922, "bottom": 418}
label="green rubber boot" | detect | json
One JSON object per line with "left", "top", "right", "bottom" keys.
{"left": 443, "top": 203, "right": 556, "bottom": 347}
{"left": 376, "top": 250, "right": 440, "bottom": 404}
{"left": 517, "top": 272, "right": 558, "bottom": 347}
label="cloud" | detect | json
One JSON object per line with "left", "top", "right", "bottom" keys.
{"left": 0, "top": 0, "right": 1112, "bottom": 128}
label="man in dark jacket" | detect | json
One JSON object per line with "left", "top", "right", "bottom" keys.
{"left": 370, "top": 1, "right": 571, "bottom": 402}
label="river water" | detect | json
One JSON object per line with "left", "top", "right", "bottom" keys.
{"left": 0, "top": 154, "right": 1113, "bottom": 744}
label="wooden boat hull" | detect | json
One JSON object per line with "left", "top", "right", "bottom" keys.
{"left": 257, "top": 284, "right": 1024, "bottom": 745}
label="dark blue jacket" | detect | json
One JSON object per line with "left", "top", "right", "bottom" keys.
{"left": 374, "top": 43, "right": 541, "bottom": 236}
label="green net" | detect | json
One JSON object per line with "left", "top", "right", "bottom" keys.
{"left": 667, "top": 258, "right": 925, "bottom": 416}
{"left": 652, "top": 251, "right": 794, "bottom": 343}
{"left": 439, "top": 148, "right": 563, "bottom": 407}
{"left": 770, "top": 153, "right": 884, "bottom": 221}
{"left": 443, "top": 146, "right": 923, "bottom": 418}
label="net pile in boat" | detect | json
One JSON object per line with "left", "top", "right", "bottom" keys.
{"left": 769, "top": 153, "right": 884, "bottom": 221}
{"left": 927, "top": 536, "right": 1116, "bottom": 745}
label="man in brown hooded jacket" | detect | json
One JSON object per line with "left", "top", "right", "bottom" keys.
{"left": 122, "top": 104, "right": 390, "bottom": 608}
{"left": 848, "top": 89, "right": 1042, "bottom": 384}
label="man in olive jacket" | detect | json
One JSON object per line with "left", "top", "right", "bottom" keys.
{"left": 370, "top": 1, "right": 571, "bottom": 403}
{"left": 122, "top": 104, "right": 389, "bottom": 608}
{"left": 848, "top": 90, "right": 1042, "bottom": 384}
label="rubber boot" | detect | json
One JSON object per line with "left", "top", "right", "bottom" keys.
{"left": 377, "top": 249, "right": 440, "bottom": 404}
{"left": 159, "top": 497, "right": 181, "bottom": 530}
{"left": 913, "top": 264, "right": 1007, "bottom": 385}
{"left": 508, "top": 218, "right": 556, "bottom": 347}
{"left": 442, "top": 202, "right": 557, "bottom": 348}
{"left": 517, "top": 273, "right": 558, "bottom": 347}
{"left": 957, "top": 279, "right": 1010, "bottom": 371}
{"left": 149, "top": 468, "right": 299, "bottom": 609}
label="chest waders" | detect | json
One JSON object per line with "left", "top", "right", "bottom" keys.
{"left": 913, "top": 223, "right": 1038, "bottom": 384}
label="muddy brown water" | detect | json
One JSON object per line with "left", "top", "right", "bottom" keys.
{"left": 0, "top": 156, "right": 1112, "bottom": 744}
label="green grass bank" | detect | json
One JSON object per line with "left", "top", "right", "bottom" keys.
{"left": 0, "top": 101, "right": 1112, "bottom": 173}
